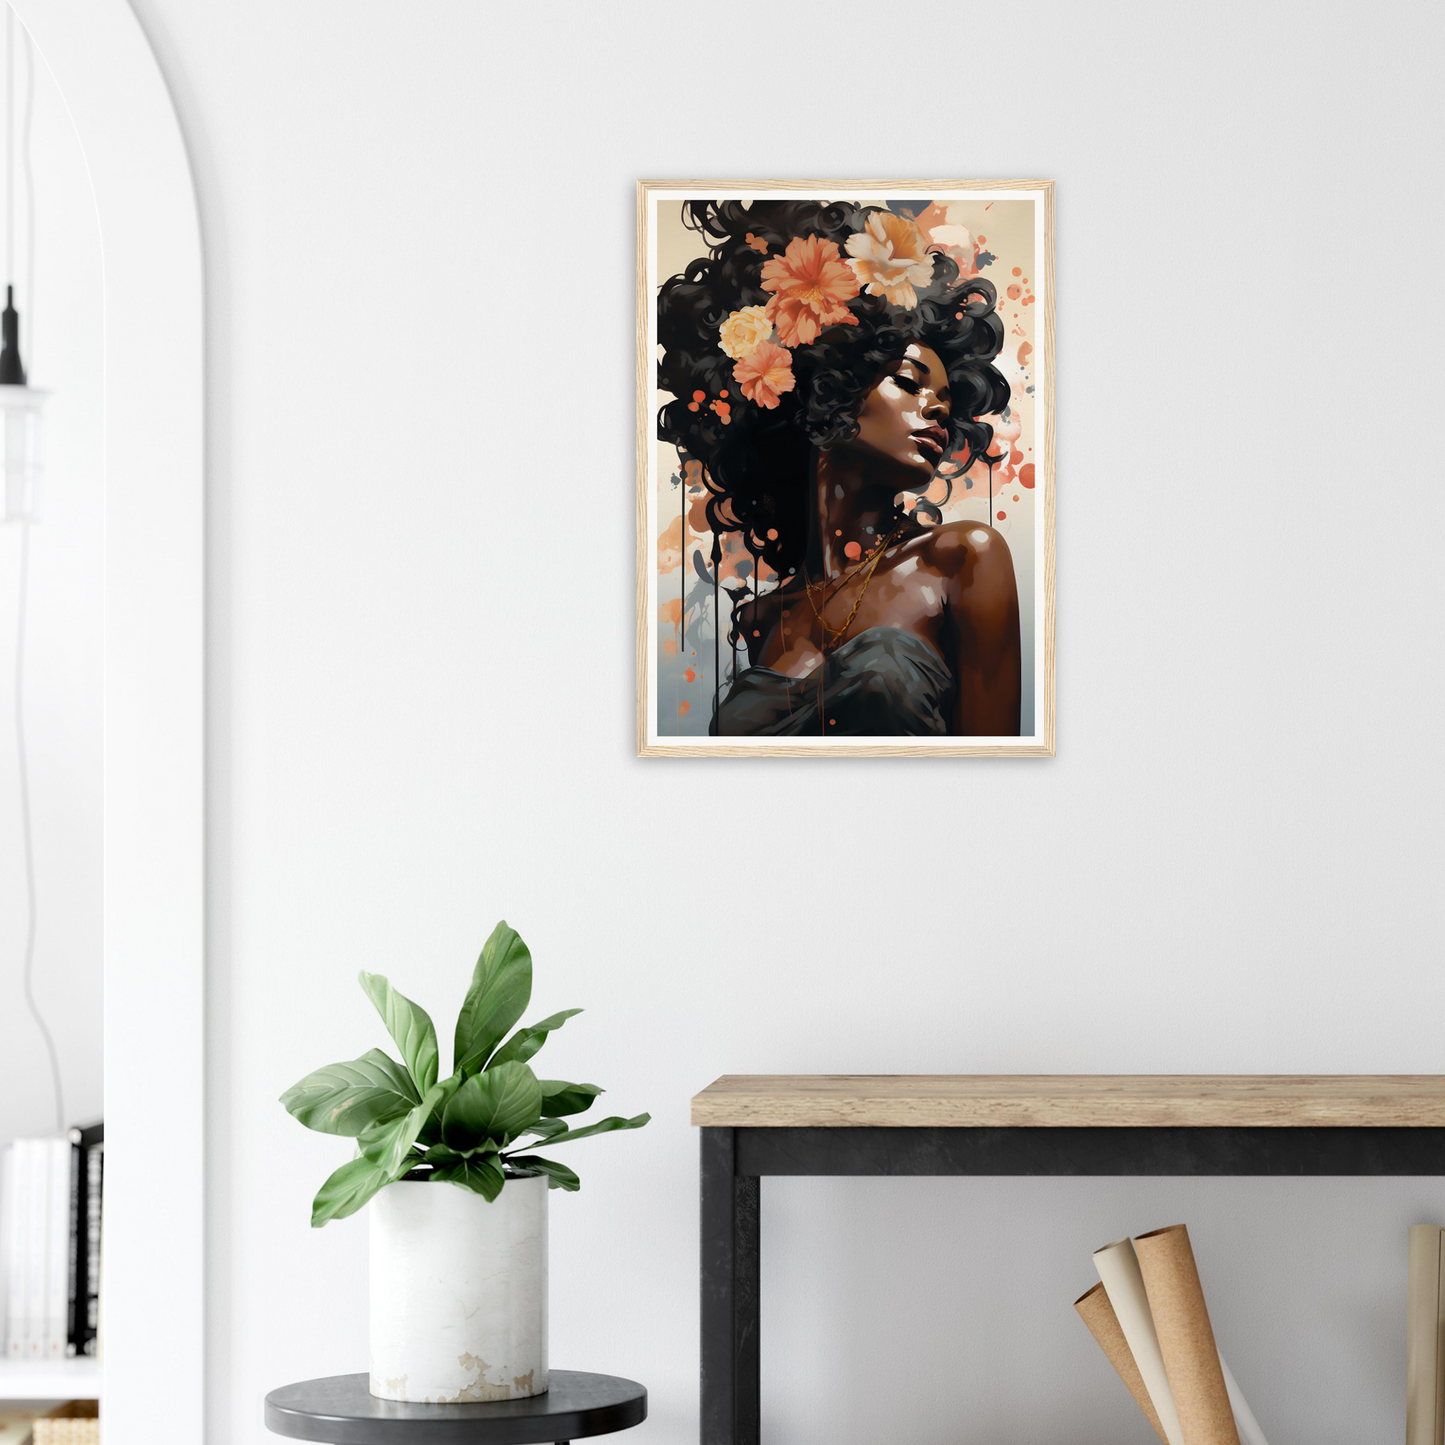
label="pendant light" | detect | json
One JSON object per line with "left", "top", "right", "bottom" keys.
{"left": 1, "top": 285, "right": 43, "bottom": 522}
{"left": 1, "top": 5, "right": 44, "bottom": 525}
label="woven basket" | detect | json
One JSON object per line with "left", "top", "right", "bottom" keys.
{"left": 32, "top": 1419, "right": 100, "bottom": 1444}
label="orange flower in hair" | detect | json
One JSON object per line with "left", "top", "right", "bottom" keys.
{"left": 760, "top": 235, "right": 860, "bottom": 348}
{"left": 732, "top": 341, "right": 795, "bottom": 409}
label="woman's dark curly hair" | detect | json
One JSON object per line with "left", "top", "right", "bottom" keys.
{"left": 657, "top": 200, "right": 1010, "bottom": 579}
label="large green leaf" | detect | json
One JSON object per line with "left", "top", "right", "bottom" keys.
{"left": 452, "top": 922, "right": 532, "bottom": 1075}
{"left": 503, "top": 1154, "right": 580, "bottom": 1192}
{"left": 535, "top": 1112, "right": 650, "bottom": 1147}
{"left": 430, "top": 1153, "right": 506, "bottom": 1202}
{"left": 518, "top": 1117, "right": 569, "bottom": 1144}
{"left": 489, "top": 1008, "right": 582, "bottom": 1069}
{"left": 359, "top": 1082, "right": 448, "bottom": 1177}
{"left": 310, "top": 1155, "right": 392, "bottom": 1227}
{"left": 417, "top": 1073, "right": 465, "bottom": 1148}
{"left": 441, "top": 1061, "right": 543, "bottom": 1152}
{"left": 422, "top": 1139, "right": 500, "bottom": 1165}
{"left": 538, "top": 1080, "right": 603, "bottom": 1117}
{"left": 280, "top": 1048, "right": 420, "bottom": 1136}
{"left": 358, "top": 971, "right": 439, "bottom": 1092}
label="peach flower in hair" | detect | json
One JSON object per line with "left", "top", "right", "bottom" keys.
{"left": 718, "top": 306, "right": 773, "bottom": 361}
{"left": 732, "top": 341, "right": 795, "bottom": 409}
{"left": 846, "top": 210, "right": 934, "bottom": 308}
{"left": 760, "top": 235, "right": 860, "bottom": 348}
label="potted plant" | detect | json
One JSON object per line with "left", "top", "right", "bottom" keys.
{"left": 281, "top": 921, "right": 649, "bottom": 1405}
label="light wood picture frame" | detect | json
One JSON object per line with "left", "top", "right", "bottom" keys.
{"left": 637, "top": 180, "right": 1054, "bottom": 757}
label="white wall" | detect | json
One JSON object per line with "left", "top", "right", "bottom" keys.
{"left": 122, "top": 1, "right": 1445, "bottom": 1440}
{"left": 0, "top": 22, "right": 104, "bottom": 1148}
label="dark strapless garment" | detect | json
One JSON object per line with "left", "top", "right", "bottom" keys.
{"left": 710, "top": 627, "right": 954, "bottom": 737}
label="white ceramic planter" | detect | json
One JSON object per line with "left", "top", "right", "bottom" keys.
{"left": 369, "top": 1173, "right": 548, "bottom": 1403}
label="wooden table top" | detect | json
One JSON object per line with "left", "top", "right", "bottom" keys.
{"left": 690, "top": 1075, "right": 1445, "bottom": 1128}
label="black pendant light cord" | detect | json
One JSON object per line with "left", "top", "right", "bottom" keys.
{"left": 15, "top": 522, "right": 65, "bottom": 1133}
{"left": 6, "top": 4, "right": 63, "bottom": 1135}
{"left": 0, "top": 7, "right": 24, "bottom": 385}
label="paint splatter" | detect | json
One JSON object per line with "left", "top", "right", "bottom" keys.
{"left": 657, "top": 517, "right": 683, "bottom": 573}
{"left": 685, "top": 668, "right": 696, "bottom": 682}
{"left": 678, "top": 701, "right": 690, "bottom": 716}
{"left": 1018, "top": 463, "right": 1035, "bottom": 489}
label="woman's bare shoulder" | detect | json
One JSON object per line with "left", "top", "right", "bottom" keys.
{"left": 922, "top": 519, "right": 1014, "bottom": 578}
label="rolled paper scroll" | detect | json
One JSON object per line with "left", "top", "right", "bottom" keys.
{"left": 1074, "top": 1280, "right": 1170, "bottom": 1444}
{"left": 1093, "top": 1237, "right": 1185, "bottom": 1445}
{"left": 1219, "top": 1358, "right": 1269, "bottom": 1445}
{"left": 1133, "top": 1224, "right": 1240, "bottom": 1445}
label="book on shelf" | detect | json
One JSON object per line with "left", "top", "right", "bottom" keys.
{"left": 66, "top": 1126, "right": 102, "bottom": 1360}
{"left": 0, "top": 1145, "right": 21, "bottom": 1360}
{"left": 0, "top": 1124, "right": 103, "bottom": 1366}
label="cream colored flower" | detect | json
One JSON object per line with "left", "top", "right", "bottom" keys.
{"left": 845, "top": 211, "right": 935, "bottom": 309}
{"left": 718, "top": 306, "right": 773, "bottom": 361}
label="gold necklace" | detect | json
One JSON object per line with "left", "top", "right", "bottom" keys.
{"left": 803, "top": 524, "right": 901, "bottom": 648}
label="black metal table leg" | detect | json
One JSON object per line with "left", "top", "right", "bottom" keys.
{"left": 701, "top": 1127, "right": 759, "bottom": 1445}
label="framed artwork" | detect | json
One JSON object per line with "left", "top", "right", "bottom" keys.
{"left": 636, "top": 180, "right": 1054, "bottom": 757}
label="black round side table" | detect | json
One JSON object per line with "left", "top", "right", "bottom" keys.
{"left": 264, "top": 1372, "right": 647, "bottom": 1445}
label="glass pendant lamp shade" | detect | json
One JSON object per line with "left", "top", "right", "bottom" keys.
{"left": 0, "top": 282, "right": 42, "bottom": 521}
{"left": 0, "top": 379, "right": 44, "bottom": 522}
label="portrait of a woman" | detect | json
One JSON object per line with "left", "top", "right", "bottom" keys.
{"left": 645, "top": 190, "right": 1050, "bottom": 749}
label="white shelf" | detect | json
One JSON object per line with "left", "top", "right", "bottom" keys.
{"left": 0, "top": 1357, "right": 101, "bottom": 1400}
